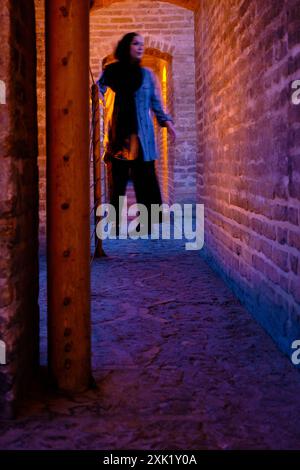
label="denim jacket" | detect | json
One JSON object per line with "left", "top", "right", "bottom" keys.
{"left": 96, "top": 66, "right": 173, "bottom": 161}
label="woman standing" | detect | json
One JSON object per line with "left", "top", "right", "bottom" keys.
{"left": 97, "top": 32, "right": 176, "bottom": 235}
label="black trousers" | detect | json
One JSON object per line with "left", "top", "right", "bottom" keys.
{"left": 109, "top": 150, "right": 163, "bottom": 231}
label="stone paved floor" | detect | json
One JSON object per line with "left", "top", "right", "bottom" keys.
{"left": 1, "top": 235, "right": 300, "bottom": 449}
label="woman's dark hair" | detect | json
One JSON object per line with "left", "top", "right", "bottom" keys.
{"left": 114, "top": 32, "right": 140, "bottom": 63}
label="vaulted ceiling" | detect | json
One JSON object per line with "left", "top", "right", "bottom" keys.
{"left": 90, "top": 0, "right": 199, "bottom": 12}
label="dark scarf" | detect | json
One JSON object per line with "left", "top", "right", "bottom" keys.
{"left": 104, "top": 61, "right": 143, "bottom": 150}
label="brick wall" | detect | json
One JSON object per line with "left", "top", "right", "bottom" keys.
{"left": 35, "top": 0, "right": 46, "bottom": 252}
{"left": 92, "top": 0, "right": 198, "bottom": 13}
{"left": 0, "top": 0, "right": 39, "bottom": 417}
{"left": 195, "top": 0, "right": 300, "bottom": 355}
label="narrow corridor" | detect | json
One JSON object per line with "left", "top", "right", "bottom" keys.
{"left": 1, "top": 0, "right": 299, "bottom": 453}
{"left": 1, "top": 237, "right": 300, "bottom": 450}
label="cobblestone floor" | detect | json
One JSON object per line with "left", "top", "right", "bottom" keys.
{"left": 1, "top": 235, "right": 300, "bottom": 449}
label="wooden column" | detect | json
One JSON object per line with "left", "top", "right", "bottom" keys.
{"left": 91, "top": 84, "right": 105, "bottom": 258}
{"left": 45, "top": 1, "right": 91, "bottom": 391}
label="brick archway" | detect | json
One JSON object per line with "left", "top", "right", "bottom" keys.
{"left": 89, "top": 0, "right": 198, "bottom": 204}
{"left": 90, "top": 0, "right": 198, "bottom": 12}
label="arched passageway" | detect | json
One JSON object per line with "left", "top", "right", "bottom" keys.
{"left": 0, "top": 1, "right": 300, "bottom": 452}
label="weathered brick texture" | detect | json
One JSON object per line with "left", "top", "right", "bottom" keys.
{"left": 35, "top": 0, "right": 46, "bottom": 253}
{"left": 92, "top": 0, "right": 198, "bottom": 12}
{"left": 0, "top": 0, "right": 39, "bottom": 417}
{"left": 195, "top": 0, "right": 300, "bottom": 354}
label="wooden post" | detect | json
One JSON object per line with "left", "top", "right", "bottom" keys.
{"left": 45, "top": 0, "right": 91, "bottom": 391}
{"left": 91, "top": 84, "right": 105, "bottom": 257}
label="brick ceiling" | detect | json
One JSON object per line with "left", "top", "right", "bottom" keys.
{"left": 90, "top": 0, "right": 199, "bottom": 12}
